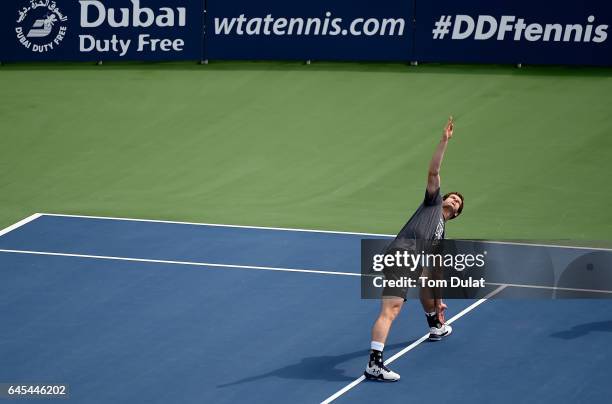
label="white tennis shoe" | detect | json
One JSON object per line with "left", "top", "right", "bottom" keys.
{"left": 429, "top": 323, "right": 453, "bottom": 341}
{"left": 364, "top": 362, "right": 401, "bottom": 382}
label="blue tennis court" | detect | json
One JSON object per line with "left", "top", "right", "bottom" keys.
{"left": 1, "top": 214, "right": 611, "bottom": 403}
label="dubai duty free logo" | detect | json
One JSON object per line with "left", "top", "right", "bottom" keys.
{"left": 16, "top": 0, "right": 68, "bottom": 53}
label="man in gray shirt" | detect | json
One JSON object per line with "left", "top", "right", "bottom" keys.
{"left": 365, "top": 117, "right": 465, "bottom": 382}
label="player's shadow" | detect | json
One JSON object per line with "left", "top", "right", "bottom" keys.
{"left": 216, "top": 339, "right": 415, "bottom": 387}
{"left": 550, "top": 320, "right": 612, "bottom": 340}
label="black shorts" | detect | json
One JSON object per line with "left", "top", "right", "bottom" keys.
{"left": 381, "top": 247, "right": 422, "bottom": 300}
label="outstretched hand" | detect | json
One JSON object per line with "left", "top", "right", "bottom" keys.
{"left": 442, "top": 116, "right": 454, "bottom": 141}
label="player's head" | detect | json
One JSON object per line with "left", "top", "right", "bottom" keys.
{"left": 443, "top": 192, "right": 464, "bottom": 219}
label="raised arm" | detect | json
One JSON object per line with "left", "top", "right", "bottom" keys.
{"left": 427, "top": 116, "right": 454, "bottom": 195}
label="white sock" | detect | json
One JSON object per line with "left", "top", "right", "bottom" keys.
{"left": 371, "top": 341, "right": 385, "bottom": 352}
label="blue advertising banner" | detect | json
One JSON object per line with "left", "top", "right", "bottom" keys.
{"left": 204, "top": 0, "right": 414, "bottom": 61}
{"left": 414, "top": 0, "right": 612, "bottom": 65}
{"left": 1, "top": 0, "right": 203, "bottom": 61}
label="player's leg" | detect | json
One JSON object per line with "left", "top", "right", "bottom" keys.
{"left": 372, "top": 297, "right": 404, "bottom": 343}
{"left": 364, "top": 297, "right": 403, "bottom": 382}
{"left": 419, "top": 280, "right": 453, "bottom": 341}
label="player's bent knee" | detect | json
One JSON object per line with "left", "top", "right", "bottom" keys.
{"left": 381, "top": 300, "right": 403, "bottom": 321}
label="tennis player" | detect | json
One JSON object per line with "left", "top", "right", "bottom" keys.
{"left": 364, "top": 116, "right": 465, "bottom": 382}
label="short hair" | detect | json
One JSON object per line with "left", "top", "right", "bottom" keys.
{"left": 443, "top": 192, "right": 464, "bottom": 216}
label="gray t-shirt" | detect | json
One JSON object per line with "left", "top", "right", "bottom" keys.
{"left": 387, "top": 188, "right": 445, "bottom": 251}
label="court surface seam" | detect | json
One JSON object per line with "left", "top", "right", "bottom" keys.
{"left": 319, "top": 285, "right": 508, "bottom": 404}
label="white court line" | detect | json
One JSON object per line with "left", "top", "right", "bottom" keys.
{"left": 0, "top": 213, "right": 42, "bottom": 237}
{"left": 486, "top": 282, "right": 612, "bottom": 295}
{"left": 1, "top": 248, "right": 611, "bottom": 295}
{"left": 39, "top": 213, "right": 392, "bottom": 237}
{"left": 320, "top": 285, "right": 508, "bottom": 404}
{"left": 464, "top": 239, "right": 612, "bottom": 253}
{"left": 0, "top": 248, "right": 360, "bottom": 277}
{"left": 39, "top": 213, "right": 612, "bottom": 252}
